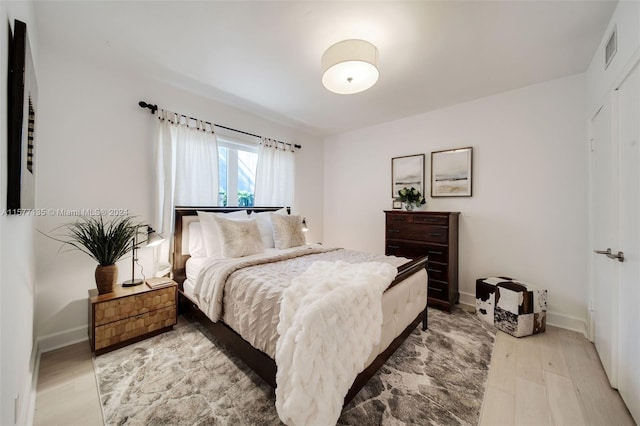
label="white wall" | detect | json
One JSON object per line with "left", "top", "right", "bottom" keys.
{"left": 586, "top": 1, "right": 640, "bottom": 118}
{"left": 1, "top": 2, "right": 39, "bottom": 425}
{"left": 324, "top": 74, "right": 588, "bottom": 332}
{"left": 34, "top": 43, "right": 324, "bottom": 350}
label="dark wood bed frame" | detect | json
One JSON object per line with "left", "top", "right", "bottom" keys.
{"left": 172, "top": 206, "right": 429, "bottom": 405}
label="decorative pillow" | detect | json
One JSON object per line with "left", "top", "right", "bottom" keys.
{"left": 254, "top": 208, "right": 288, "bottom": 248}
{"left": 197, "top": 210, "right": 250, "bottom": 257}
{"left": 271, "top": 213, "right": 306, "bottom": 249}
{"left": 212, "top": 216, "right": 264, "bottom": 258}
{"left": 187, "top": 222, "right": 207, "bottom": 258}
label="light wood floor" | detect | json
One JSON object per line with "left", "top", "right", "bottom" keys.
{"left": 34, "top": 322, "right": 635, "bottom": 426}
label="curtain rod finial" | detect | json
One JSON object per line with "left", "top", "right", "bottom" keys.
{"left": 138, "top": 101, "right": 158, "bottom": 114}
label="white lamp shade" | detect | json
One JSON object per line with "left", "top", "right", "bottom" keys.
{"left": 322, "top": 39, "right": 379, "bottom": 94}
{"left": 146, "top": 231, "right": 165, "bottom": 248}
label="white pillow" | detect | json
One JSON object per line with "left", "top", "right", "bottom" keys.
{"left": 253, "top": 208, "right": 288, "bottom": 248}
{"left": 187, "top": 222, "right": 207, "bottom": 258}
{"left": 197, "top": 210, "right": 251, "bottom": 257}
{"left": 212, "top": 216, "right": 264, "bottom": 258}
{"left": 271, "top": 213, "right": 306, "bottom": 249}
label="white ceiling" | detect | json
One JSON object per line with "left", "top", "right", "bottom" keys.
{"left": 35, "top": 1, "right": 617, "bottom": 136}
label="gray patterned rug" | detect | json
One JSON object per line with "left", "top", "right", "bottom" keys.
{"left": 93, "top": 307, "right": 495, "bottom": 425}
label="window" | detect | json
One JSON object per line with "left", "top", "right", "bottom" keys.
{"left": 217, "top": 137, "right": 258, "bottom": 207}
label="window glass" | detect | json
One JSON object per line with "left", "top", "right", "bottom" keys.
{"left": 217, "top": 138, "right": 258, "bottom": 207}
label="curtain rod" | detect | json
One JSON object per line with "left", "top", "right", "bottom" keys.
{"left": 138, "top": 101, "right": 302, "bottom": 149}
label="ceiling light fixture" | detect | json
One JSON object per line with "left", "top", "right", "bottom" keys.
{"left": 321, "top": 39, "right": 379, "bottom": 95}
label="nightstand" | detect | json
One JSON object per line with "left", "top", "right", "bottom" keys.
{"left": 88, "top": 281, "right": 177, "bottom": 355}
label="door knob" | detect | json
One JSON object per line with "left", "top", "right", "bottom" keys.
{"left": 594, "top": 248, "right": 625, "bottom": 262}
{"left": 594, "top": 248, "right": 612, "bottom": 255}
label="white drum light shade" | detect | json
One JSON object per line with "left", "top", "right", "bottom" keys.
{"left": 321, "top": 39, "right": 379, "bottom": 94}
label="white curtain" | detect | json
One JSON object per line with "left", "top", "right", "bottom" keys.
{"left": 154, "top": 110, "right": 219, "bottom": 275}
{"left": 254, "top": 137, "right": 295, "bottom": 206}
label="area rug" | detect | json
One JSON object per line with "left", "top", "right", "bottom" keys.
{"left": 93, "top": 307, "right": 495, "bottom": 425}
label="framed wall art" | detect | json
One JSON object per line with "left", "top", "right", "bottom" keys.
{"left": 391, "top": 154, "right": 424, "bottom": 198}
{"left": 431, "top": 147, "right": 472, "bottom": 197}
{"left": 392, "top": 200, "right": 402, "bottom": 209}
{"left": 7, "top": 19, "right": 37, "bottom": 213}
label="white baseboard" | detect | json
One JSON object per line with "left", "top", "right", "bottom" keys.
{"left": 459, "top": 291, "right": 588, "bottom": 338}
{"left": 37, "top": 325, "right": 88, "bottom": 354}
{"left": 22, "top": 341, "right": 41, "bottom": 426}
{"left": 23, "top": 327, "right": 88, "bottom": 424}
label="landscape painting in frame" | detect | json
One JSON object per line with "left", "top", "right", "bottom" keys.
{"left": 7, "top": 19, "right": 37, "bottom": 213}
{"left": 391, "top": 154, "right": 425, "bottom": 197}
{"left": 431, "top": 147, "right": 472, "bottom": 197}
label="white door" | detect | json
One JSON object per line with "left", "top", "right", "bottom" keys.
{"left": 615, "top": 62, "right": 640, "bottom": 422}
{"left": 590, "top": 97, "right": 618, "bottom": 387}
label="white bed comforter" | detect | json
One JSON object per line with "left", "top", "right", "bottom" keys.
{"left": 275, "top": 260, "right": 397, "bottom": 426}
{"left": 192, "top": 245, "right": 336, "bottom": 321}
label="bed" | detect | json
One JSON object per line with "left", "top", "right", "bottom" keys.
{"left": 172, "top": 206, "right": 429, "bottom": 420}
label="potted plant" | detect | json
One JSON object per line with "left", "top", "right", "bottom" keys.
{"left": 49, "top": 215, "right": 142, "bottom": 294}
{"left": 396, "top": 187, "right": 426, "bottom": 211}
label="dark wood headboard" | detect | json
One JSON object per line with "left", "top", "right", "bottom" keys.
{"left": 172, "top": 206, "right": 287, "bottom": 286}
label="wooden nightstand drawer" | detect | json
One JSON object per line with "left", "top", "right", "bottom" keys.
{"left": 94, "top": 286, "right": 176, "bottom": 326}
{"left": 89, "top": 282, "right": 177, "bottom": 354}
{"left": 94, "top": 305, "right": 176, "bottom": 351}
{"left": 95, "top": 284, "right": 176, "bottom": 326}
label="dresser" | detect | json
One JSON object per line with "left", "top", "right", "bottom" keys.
{"left": 89, "top": 282, "right": 177, "bottom": 354}
{"left": 384, "top": 211, "right": 460, "bottom": 311}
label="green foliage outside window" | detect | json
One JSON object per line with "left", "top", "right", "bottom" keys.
{"left": 237, "top": 191, "right": 254, "bottom": 207}
{"left": 219, "top": 191, "right": 254, "bottom": 207}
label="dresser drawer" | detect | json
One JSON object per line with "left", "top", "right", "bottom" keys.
{"left": 94, "top": 305, "right": 177, "bottom": 351}
{"left": 94, "top": 286, "right": 176, "bottom": 326}
{"left": 414, "top": 215, "right": 449, "bottom": 226}
{"left": 423, "top": 244, "right": 449, "bottom": 263}
{"left": 426, "top": 262, "right": 448, "bottom": 282}
{"left": 386, "top": 213, "right": 413, "bottom": 224}
{"left": 385, "top": 240, "right": 449, "bottom": 262}
{"left": 427, "top": 279, "right": 449, "bottom": 301}
{"left": 386, "top": 240, "right": 426, "bottom": 259}
{"left": 386, "top": 223, "right": 448, "bottom": 244}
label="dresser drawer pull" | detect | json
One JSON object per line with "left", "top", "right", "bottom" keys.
{"left": 388, "top": 229, "right": 400, "bottom": 233}
{"left": 418, "top": 218, "right": 440, "bottom": 223}
{"left": 428, "top": 268, "right": 442, "bottom": 273}
{"left": 391, "top": 217, "right": 406, "bottom": 221}
{"left": 429, "top": 233, "right": 443, "bottom": 237}
{"left": 428, "top": 250, "right": 443, "bottom": 255}
{"left": 428, "top": 286, "right": 444, "bottom": 292}
{"left": 388, "top": 245, "right": 400, "bottom": 249}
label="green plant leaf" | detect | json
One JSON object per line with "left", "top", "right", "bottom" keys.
{"left": 44, "top": 215, "right": 143, "bottom": 266}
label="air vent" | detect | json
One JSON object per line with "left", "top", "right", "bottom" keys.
{"left": 605, "top": 26, "right": 617, "bottom": 69}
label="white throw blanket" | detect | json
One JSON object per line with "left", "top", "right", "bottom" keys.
{"left": 192, "top": 246, "right": 335, "bottom": 321}
{"left": 275, "top": 260, "right": 397, "bottom": 426}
